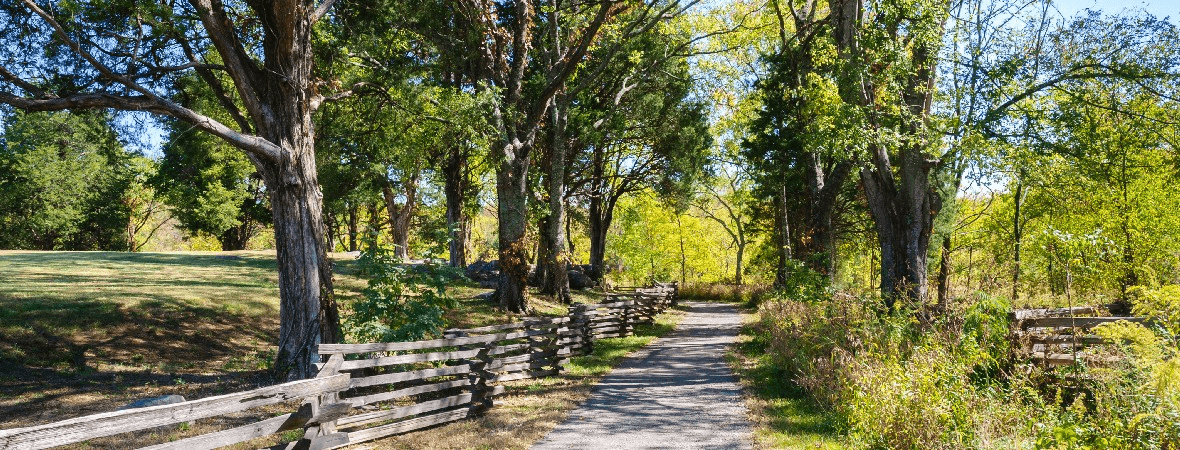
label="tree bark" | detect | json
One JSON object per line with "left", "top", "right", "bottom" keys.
{"left": 494, "top": 140, "right": 532, "bottom": 313}
{"left": 542, "top": 98, "right": 571, "bottom": 302}
{"left": 219, "top": 220, "right": 256, "bottom": 251}
{"left": 1012, "top": 180, "right": 1023, "bottom": 302}
{"left": 442, "top": 146, "right": 469, "bottom": 268}
{"left": 799, "top": 158, "right": 852, "bottom": 276}
{"left": 775, "top": 183, "right": 793, "bottom": 288}
{"left": 250, "top": 2, "right": 338, "bottom": 380}
{"left": 382, "top": 174, "right": 418, "bottom": 260}
{"left": 347, "top": 203, "right": 358, "bottom": 252}
{"left": 937, "top": 234, "right": 951, "bottom": 307}
{"left": 735, "top": 240, "right": 745, "bottom": 286}
{"left": 860, "top": 144, "right": 941, "bottom": 307}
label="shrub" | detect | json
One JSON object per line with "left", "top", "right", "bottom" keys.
{"left": 757, "top": 290, "right": 1044, "bottom": 449}
{"left": 343, "top": 237, "right": 457, "bottom": 343}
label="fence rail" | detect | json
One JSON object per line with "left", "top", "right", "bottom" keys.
{"left": 0, "top": 283, "right": 677, "bottom": 450}
{"left": 1010, "top": 306, "right": 1147, "bottom": 367}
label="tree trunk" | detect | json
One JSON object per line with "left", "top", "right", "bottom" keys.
{"left": 800, "top": 158, "right": 853, "bottom": 277}
{"left": 536, "top": 215, "right": 553, "bottom": 291}
{"left": 250, "top": 5, "right": 338, "bottom": 380}
{"left": 588, "top": 145, "right": 606, "bottom": 282}
{"left": 735, "top": 240, "right": 745, "bottom": 286}
{"left": 775, "top": 183, "right": 793, "bottom": 288}
{"left": 347, "top": 203, "right": 358, "bottom": 252}
{"left": 494, "top": 141, "right": 532, "bottom": 313}
{"left": 220, "top": 221, "right": 255, "bottom": 251}
{"left": 542, "top": 99, "right": 571, "bottom": 303}
{"left": 937, "top": 234, "right": 951, "bottom": 307}
{"left": 442, "top": 146, "right": 469, "bottom": 268}
{"left": 860, "top": 145, "right": 941, "bottom": 307}
{"left": 830, "top": 0, "right": 945, "bottom": 308}
{"left": 677, "top": 215, "right": 687, "bottom": 285}
{"left": 588, "top": 194, "right": 618, "bottom": 283}
{"left": 382, "top": 174, "right": 418, "bottom": 260}
{"left": 1012, "top": 179, "right": 1023, "bottom": 302}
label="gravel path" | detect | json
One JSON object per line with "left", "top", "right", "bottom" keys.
{"left": 531, "top": 301, "right": 752, "bottom": 450}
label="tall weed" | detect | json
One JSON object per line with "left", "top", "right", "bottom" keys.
{"left": 757, "top": 288, "right": 1042, "bottom": 449}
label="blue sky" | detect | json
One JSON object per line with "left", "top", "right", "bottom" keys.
{"left": 1054, "top": 0, "right": 1178, "bottom": 20}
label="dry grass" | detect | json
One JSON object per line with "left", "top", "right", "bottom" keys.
{"left": 727, "top": 306, "right": 847, "bottom": 450}
{"left": 678, "top": 282, "right": 770, "bottom": 305}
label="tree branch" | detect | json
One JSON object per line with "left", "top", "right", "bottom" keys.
{"left": 188, "top": 0, "right": 270, "bottom": 127}
{"left": 0, "top": 91, "right": 282, "bottom": 162}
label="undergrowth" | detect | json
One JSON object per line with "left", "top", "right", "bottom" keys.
{"left": 748, "top": 270, "right": 1180, "bottom": 450}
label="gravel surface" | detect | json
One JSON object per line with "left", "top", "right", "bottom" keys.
{"left": 532, "top": 301, "right": 752, "bottom": 450}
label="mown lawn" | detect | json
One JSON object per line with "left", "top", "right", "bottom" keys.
{"left": 0, "top": 250, "right": 589, "bottom": 430}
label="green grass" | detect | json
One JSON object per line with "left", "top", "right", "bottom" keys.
{"left": 565, "top": 309, "right": 683, "bottom": 377}
{"left": 0, "top": 250, "right": 557, "bottom": 372}
{"left": 732, "top": 315, "right": 848, "bottom": 449}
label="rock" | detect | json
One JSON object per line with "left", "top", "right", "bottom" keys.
{"left": 119, "top": 394, "right": 186, "bottom": 410}
{"left": 465, "top": 260, "right": 501, "bottom": 283}
{"left": 569, "top": 269, "right": 596, "bottom": 290}
{"left": 119, "top": 395, "right": 190, "bottom": 430}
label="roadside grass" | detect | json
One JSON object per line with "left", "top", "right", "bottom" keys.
{"left": 357, "top": 306, "right": 687, "bottom": 450}
{"left": 729, "top": 308, "right": 848, "bottom": 450}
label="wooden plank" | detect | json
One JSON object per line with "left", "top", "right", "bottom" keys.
{"left": 338, "top": 349, "right": 482, "bottom": 371}
{"left": 320, "top": 327, "right": 559, "bottom": 355}
{"left": 497, "top": 359, "right": 570, "bottom": 374}
{"left": 1020, "top": 316, "right": 1146, "bottom": 330}
{"left": 1028, "top": 335, "right": 1108, "bottom": 345}
{"left": 0, "top": 374, "right": 350, "bottom": 450}
{"left": 336, "top": 393, "right": 474, "bottom": 429}
{"left": 348, "top": 364, "right": 472, "bottom": 389}
{"left": 441, "top": 317, "right": 570, "bottom": 336}
{"left": 341, "top": 408, "right": 473, "bottom": 446}
{"left": 1031, "top": 352, "right": 1120, "bottom": 366}
{"left": 314, "top": 353, "right": 344, "bottom": 377}
{"left": 491, "top": 350, "right": 566, "bottom": 368}
{"left": 140, "top": 410, "right": 309, "bottom": 450}
{"left": 348, "top": 379, "right": 473, "bottom": 407}
{"left": 1011, "top": 306, "right": 1098, "bottom": 321}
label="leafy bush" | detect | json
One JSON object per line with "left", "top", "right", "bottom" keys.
{"left": 343, "top": 237, "right": 457, "bottom": 343}
{"left": 1034, "top": 313, "right": 1180, "bottom": 449}
{"left": 961, "top": 291, "right": 1014, "bottom": 372}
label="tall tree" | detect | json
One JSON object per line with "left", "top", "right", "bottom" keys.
{"left": 744, "top": 0, "right": 857, "bottom": 279}
{"left": 0, "top": 0, "right": 344, "bottom": 379}
{"left": 0, "top": 109, "right": 136, "bottom": 251}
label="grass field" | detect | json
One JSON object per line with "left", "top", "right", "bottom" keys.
{"left": 0, "top": 250, "right": 631, "bottom": 448}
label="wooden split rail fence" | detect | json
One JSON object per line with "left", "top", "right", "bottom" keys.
{"left": 1010, "top": 306, "right": 1148, "bottom": 366}
{"left": 0, "top": 284, "right": 677, "bottom": 450}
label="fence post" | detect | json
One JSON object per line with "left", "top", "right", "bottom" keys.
{"left": 296, "top": 353, "right": 351, "bottom": 449}
{"left": 621, "top": 302, "right": 632, "bottom": 337}
{"left": 546, "top": 322, "right": 563, "bottom": 373}
{"left": 570, "top": 303, "right": 594, "bottom": 356}
{"left": 469, "top": 341, "right": 495, "bottom": 414}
